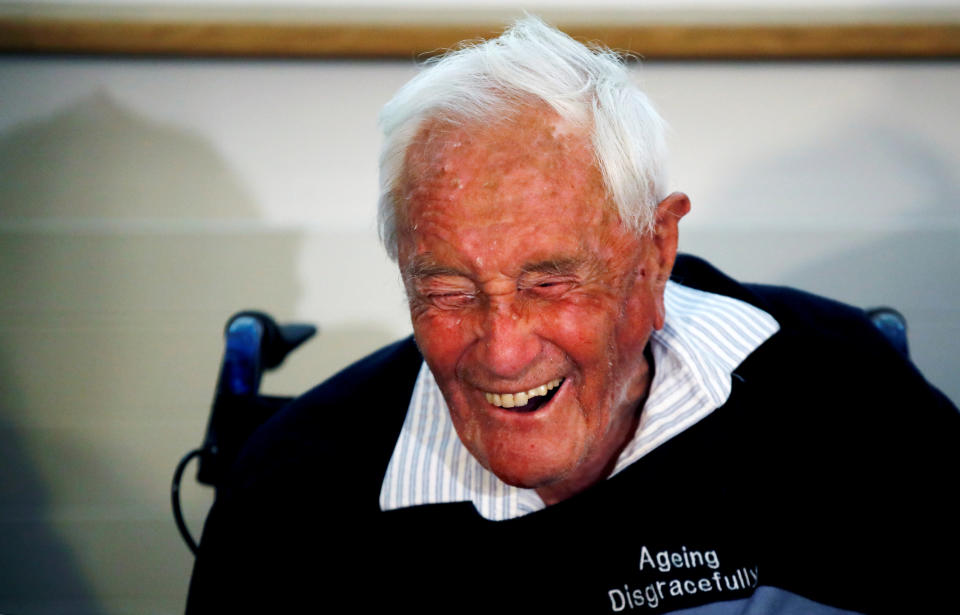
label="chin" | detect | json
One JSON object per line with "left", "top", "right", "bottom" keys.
{"left": 447, "top": 386, "right": 595, "bottom": 491}
{"left": 480, "top": 444, "right": 583, "bottom": 490}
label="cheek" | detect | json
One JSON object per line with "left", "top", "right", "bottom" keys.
{"left": 540, "top": 299, "right": 620, "bottom": 365}
{"left": 620, "top": 284, "right": 660, "bottom": 343}
{"left": 412, "top": 311, "right": 475, "bottom": 376}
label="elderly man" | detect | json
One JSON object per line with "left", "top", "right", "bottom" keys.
{"left": 187, "top": 17, "right": 957, "bottom": 614}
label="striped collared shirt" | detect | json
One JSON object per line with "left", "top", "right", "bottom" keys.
{"left": 379, "top": 280, "right": 779, "bottom": 521}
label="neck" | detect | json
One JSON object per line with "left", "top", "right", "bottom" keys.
{"left": 535, "top": 350, "right": 653, "bottom": 506}
{"left": 535, "top": 407, "right": 641, "bottom": 506}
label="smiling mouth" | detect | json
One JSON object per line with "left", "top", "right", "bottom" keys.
{"left": 483, "top": 378, "right": 564, "bottom": 412}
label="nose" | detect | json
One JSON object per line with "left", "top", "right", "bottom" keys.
{"left": 478, "top": 297, "right": 541, "bottom": 379}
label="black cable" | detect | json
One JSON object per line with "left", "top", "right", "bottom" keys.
{"left": 172, "top": 448, "right": 204, "bottom": 555}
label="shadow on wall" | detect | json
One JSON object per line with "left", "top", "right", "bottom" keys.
{"left": 710, "top": 121, "right": 960, "bottom": 405}
{"left": 0, "top": 90, "right": 261, "bottom": 219}
{"left": 0, "top": 91, "right": 308, "bottom": 613}
{"left": 0, "top": 388, "right": 97, "bottom": 615}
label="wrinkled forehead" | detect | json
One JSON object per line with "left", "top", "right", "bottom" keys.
{"left": 397, "top": 105, "right": 615, "bottom": 229}
{"left": 403, "top": 107, "right": 592, "bottom": 185}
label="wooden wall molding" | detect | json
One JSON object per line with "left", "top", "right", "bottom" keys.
{"left": 1, "top": 14, "right": 959, "bottom": 59}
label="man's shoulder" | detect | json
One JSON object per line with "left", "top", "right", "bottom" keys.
{"left": 187, "top": 336, "right": 423, "bottom": 613}
{"left": 286, "top": 334, "right": 422, "bottom": 417}
{"left": 672, "top": 253, "right": 955, "bottom": 411}
{"left": 672, "top": 253, "right": 890, "bottom": 351}
{"left": 226, "top": 335, "right": 422, "bottom": 490}
{"left": 673, "top": 253, "right": 866, "bottom": 325}
{"left": 674, "top": 254, "right": 957, "bottom": 453}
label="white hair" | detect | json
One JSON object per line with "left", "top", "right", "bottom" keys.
{"left": 377, "top": 15, "right": 669, "bottom": 260}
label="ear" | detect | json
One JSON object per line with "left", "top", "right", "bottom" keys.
{"left": 643, "top": 192, "right": 690, "bottom": 329}
{"left": 651, "top": 192, "right": 690, "bottom": 281}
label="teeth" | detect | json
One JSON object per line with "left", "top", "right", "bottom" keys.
{"left": 484, "top": 378, "right": 563, "bottom": 408}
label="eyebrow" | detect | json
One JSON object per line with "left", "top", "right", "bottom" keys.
{"left": 520, "top": 257, "right": 585, "bottom": 276}
{"left": 403, "top": 255, "right": 467, "bottom": 282}
{"left": 404, "top": 255, "right": 588, "bottom": 283}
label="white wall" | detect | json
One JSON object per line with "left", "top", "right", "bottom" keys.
{"left": 0, "top": 56, "right": 957, "bottom": 614}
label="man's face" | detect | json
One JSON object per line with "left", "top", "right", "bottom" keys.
{"left": 396, "top": 107, "right": 682, "bottom": 502}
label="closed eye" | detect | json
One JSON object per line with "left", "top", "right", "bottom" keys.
{"left": 425, "top": 291, "right": 476, "bottom": 309}
{"left": 410, "top": 271, "right": 477, "bottom": 310}
{"left": 521, "top": 277, "right": 577, "bottom": 298}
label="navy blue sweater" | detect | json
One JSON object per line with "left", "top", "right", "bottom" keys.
{"left": 186, "top": 255, "right": 958, "bottom": 614}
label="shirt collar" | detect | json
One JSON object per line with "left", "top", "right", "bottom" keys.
{"left": 379, "top": 281, "right": 779, "bottom": 521}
